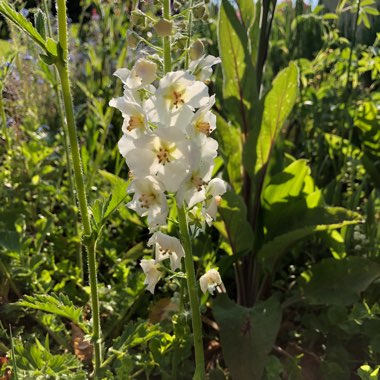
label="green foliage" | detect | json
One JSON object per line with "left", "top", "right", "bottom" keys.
{"left": 217, "top": 0, "right": 256, "bottom": 129}
{"left": 243, "top": 62, "right": 299, "bottom": 179}
{"left": 13, "top": 336, "right": 86, "bottom": 379}
{"left": 0, "top": 1, "right": 46, "bottom": 51}
{"left": 17, "top": 293, "right": 88, "bottom": 333}
{"left": 214, "top": 191, "right": 253, "bottom": 256}
{"left": 213, "top": 294, "right": 282, "bottom": 380}
{"left": 300, "top": 257, "right": 380, "bottom": 305}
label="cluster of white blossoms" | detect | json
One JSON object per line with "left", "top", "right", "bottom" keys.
{"left": 110, "top": 55, "right": 225, "bottom": 294}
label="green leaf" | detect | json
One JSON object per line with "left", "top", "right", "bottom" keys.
{"left": 218, "top": 0, "right": 256, "bottom": 130}
{"left": 259, "top": 203, "right": 362, "bottom": 270}
{"left": 99, "top": 170, "right": 129, "bottom": 220}
{"left": 17, "top": 293, "right": 88, "bottom": 333}
{"left": 215, "top": 114, "right": 243, "bottom": 193}
{"left": 0, "top": 230, "right": 21, "bottom": 252}
{"left": 214, "top": 191, "right": 254, "bottom": 256}
{"left": 244, "top": 62, "right": 298, "bottom": 179}
{"left": 263, "top": 159, "right": 311, "bottom": 206}
{"left": 45, "top": 37, "right": 58, "bottom": 57}
{"left": 213, "top": 294, "right": 282, "bottom": 380}
{"left": 300, "top": 257, "right": 380, "bottom": 305}
{"left": 34, "top": 9, "right": 46, "bottom": 40}
{"left": 0, "top": 1, "right": 47, "bottom": 53}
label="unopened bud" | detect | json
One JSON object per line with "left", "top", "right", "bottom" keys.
{"left": 173, "top": 34, "right": 188, "bottom": 50}
{"left": 190, "top": 39, "right": 204, "bottom": 60}
{"left": 131, "top": 10, "right": 146, "bottom": 27}
{"left": 154, "top": 19, "right": 173, "bottom": 37}
{"left": 127, "top": 30, "right": 139, "bottom": 48}
{"left": 192, "top": 4, "right": 206, "bottom": 19}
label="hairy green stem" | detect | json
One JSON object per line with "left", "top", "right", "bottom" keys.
{"left": 56, "top": 0, "right": 101, "bottom": 375}
{"left": 185, "top": 0, "right": 193, "bottom": 69}
{"left": 177, "top": 204, "right": 205, "bottom": 380}
{"left": 163, "top": 0, "right": 172, "bottom": 73}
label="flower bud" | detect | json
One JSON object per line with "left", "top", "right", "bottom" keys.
{"left": 131, "top": 10, "right": 146, "bottom": 27}
{"left": 127, "top": 30, "right": 139, "bottom": 48}
{"left": 190, "top": 39, "right": 204, "bottom": 60}
{"left": 192, "top": 4, "right": 206, "bottom": 19}
{"left": 173, "top": 34, "right": 188, "bottom": 50}
{"left": 154, "top": 19, "right": 173, "bottom": 37}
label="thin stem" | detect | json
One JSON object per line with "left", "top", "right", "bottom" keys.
{"left": 56, "top": 0, "right": 101, "bottom": 376}
{"left": 177, "top": 203, "right": 205, "bottom": 380}
{"left": 185, "top": 1, "right": 193, "bottom": 69}
{"left": 163, "top": 0, "right": 172, "bottom": 73}
{"left": 9, "top": 325, "right": 19, "bottom": 380}
{"left": 0, "top": 90, "right": 10, "bottom": 150}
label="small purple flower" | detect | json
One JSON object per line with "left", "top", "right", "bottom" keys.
{"left": 20, "top": 8, "right": 29, "bottom": 17}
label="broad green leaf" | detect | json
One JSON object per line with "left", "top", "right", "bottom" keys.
{"left": 215, "top": 114, "right": 243, "bottom": 193}
{"left": 214, "top": 191, "right": 254, "bottom": 256}
{"left": 263, "top": 159, "right": 310, "bottom": 206}
{"left": 17, "top": 293, "right": 88, "bottom": 333}
{"left": 0, "top": 1, "right": 47, "bottom": 53}
{"left": 0, "top": 230, "right": 21, "bottom": 252}
{"left": 321, "top": 229, "right": 347, "bottom": 259}
{"left": 218, "top": 0, "right": 256, "bottom": 130}
{"left": 243, "top": 62, "right": 298, "bottom": 179}
{"left": 259, "top": 205, "right": 362, "bottom": 270}
{"left": 300, "top": 257, "right": 380, "bottom": 305}
{"left": 213, "top": 294, "right": 282, "bottom": 380}
{"left": 236, "top": 0, "right": 256, "bottom": 32}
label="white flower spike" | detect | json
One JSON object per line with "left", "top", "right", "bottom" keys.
{"left": 148, "top": 231, "right": 185, "bottom": 271}
{"left": 140, "top": 259, "right": 162, "bottom": 294}
{"left": 199, "top": 269, "right": 222, "bottom": 295}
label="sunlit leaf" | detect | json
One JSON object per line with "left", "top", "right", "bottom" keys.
{"left": 0, "top": 1, "right": 47, "bottom": 52}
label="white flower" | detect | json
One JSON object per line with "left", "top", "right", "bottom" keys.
{"left": 199, "top": 269, "right": 222, "bottom": 295}
{"left": 109, "top": 96, "right": 149, "bottom": 138}
{"left": 127, "top": 176, "right": 168, "bottom": 227}
{"left": 189, "top": 55, "right": 221, "bottom": 82}
{"left": 203, "top": 178, "right": 227, "bottom": 225}
{"left": 124, "top": 127, "right": 190, "bottom": 192}
{"left": 148, "top": 231, "right": 185, "bottom": 271}
{"left": 156, "top": 70, "right": 209, "bottom": 110}
{"left": 188, "top": 95, "right": 217, "bottom": 138}
{"left": 114, "top": 59, "right": 157, "bottom": 90}
{"left": 145, "top": 96, "right": 194, "bottom": 131}
{"left": 140, "top": 259, "right": 162, "bottom": 294}
{"left": 176, "top": 137, "right": 218, "bottom": 208}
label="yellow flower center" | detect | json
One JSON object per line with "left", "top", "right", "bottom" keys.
{"left": 196, "top": 121, "right": 211, "bottom": 135}
{"left": 138, "top": 193, "right": 156, "bottom": 208}
{"left": 128, "top": 115, "right": 144, "bottom": 131}
{"left": 156, "top": 147, "right": 171, "bottom": 165}
{"left": 191, "top": 175, "right": 205, "bottom": 191}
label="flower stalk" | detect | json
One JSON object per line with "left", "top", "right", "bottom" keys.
{"left": 177, "top": 203, "right": 205, "bottom": 380}
{"left": 56, "top": 0, "right": 101, "bottom": 376}
{"left": 163, "top": 0, "right": 172, "bottom": 73}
